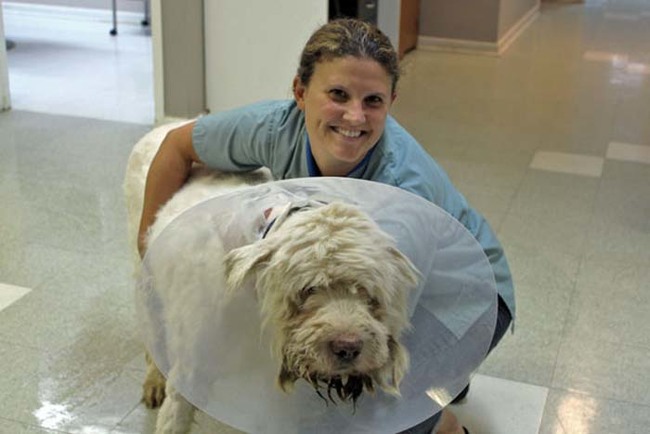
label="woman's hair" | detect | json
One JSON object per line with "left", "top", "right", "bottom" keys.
{"left": 296, "top": 18, "right": 400, "bottom": 93}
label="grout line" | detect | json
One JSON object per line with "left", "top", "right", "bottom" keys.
{"left": 546, "top": 142, "right": 608, "bottom": 395}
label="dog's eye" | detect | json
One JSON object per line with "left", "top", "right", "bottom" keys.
{"left": 300, "top": 286, "right": 317, "bottom": 301}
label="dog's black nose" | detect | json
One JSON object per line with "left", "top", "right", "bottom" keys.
{"left": 330, "top": 337, "right": 363, "bottom": 362}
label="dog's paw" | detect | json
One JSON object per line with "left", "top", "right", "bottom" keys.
{"left": 142, "top": 367, "right": 167, "bottom": 408}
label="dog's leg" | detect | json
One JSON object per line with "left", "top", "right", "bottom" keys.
{"left": 143, "top": 351, "right": 167, "bottom": 408}
{"left": 155, "top": 384, "right": 195, "bottom": 434}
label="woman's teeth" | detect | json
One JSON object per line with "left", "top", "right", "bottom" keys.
{"left": 336, "top": 128, "right": 362, "bottom": 138}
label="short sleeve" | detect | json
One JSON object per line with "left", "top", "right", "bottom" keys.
{"left": 191, "top": 101, "right": 278, "bottom": 171}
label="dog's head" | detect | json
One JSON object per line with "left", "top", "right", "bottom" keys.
{"left": 224, "top": 202, "right": 419, "bottom": 404}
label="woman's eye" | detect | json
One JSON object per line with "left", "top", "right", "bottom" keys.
{"left": 329, "top": 89, "right": 347, "bottom": 101}
{"left": 365, "top": 95, "right": 384, "bottom": 107}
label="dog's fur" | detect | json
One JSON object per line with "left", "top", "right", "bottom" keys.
{"left": 124, "top": 122, "right": 419, "bottom": 434}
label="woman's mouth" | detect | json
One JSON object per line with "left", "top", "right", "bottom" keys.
{"left": 332, "top": 126, "right": 364, "bottom": 138}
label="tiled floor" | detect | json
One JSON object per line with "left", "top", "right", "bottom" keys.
{"left": 1, "top": 0, "right": 649, "bottom": 433}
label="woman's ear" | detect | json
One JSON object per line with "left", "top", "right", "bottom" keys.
{"left": 293, "top": 76, "right": 306, "bottom": 111}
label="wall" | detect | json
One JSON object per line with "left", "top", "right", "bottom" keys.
{"left": 419, "top": 0, "right": 500, "bottom": 43}
{"left": 159, "top": 0, "right": 204, "bottom": 119}
{"left": 419, "top": 0, "right": 538, "bottom": 43}
{"left": 418, "top": 0, "right": 539, "bottom": 53}
{"left": 203, "top": 1, "right": 327, "bottom": 113}
{"left": 378, "top": 0, "right": 400, "bottom": 52}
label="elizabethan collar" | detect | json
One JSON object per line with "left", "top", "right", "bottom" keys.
{"left": 138, "top": 178, "right": 498, "bottom": 434}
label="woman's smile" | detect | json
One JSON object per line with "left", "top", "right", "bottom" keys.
{"left": 332, "top": 127, "right": 364, "bottom": 139}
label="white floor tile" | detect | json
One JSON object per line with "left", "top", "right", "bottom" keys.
{"left": 0, "top": 283, "right": 31, "bottom": 312}
{"left": 626, "top": 62, "right": 650, "bottom": 75}
{"left": 452, "top": 375, "right": 549, "bottom": 434}
{"left": 530, "top": 151, "right": 604, "bottom": 177}
{"left": 583, "top": 51, "right": 628, "bottom": 67}
{"left": 603, "top": 12, "right": 639, "bottom": 21}
{"left": 606, "top": 142, "right": 650, "bottom": 165}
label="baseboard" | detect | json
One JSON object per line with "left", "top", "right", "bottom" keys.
{"left": 417, "top": 35, "right": 500, "bottom": 57}
{"left": 417, "top": 3, "right": 540, "bottom": 56}
{"left": 498, "top": 4, "right": 540, "bottom": 55}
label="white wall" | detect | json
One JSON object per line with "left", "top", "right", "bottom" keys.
{"left": 0, "top": 4, "right": 11, "bottom": 111}
{"left": 203, "top": 1, "right": 328, "bottom": 113}
{"left": 377, "top": 0, "right": 400, "bottom": 52}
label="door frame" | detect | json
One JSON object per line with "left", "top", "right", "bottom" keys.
{"left": 0, "top": 3, "right": 12, "bottom": 111}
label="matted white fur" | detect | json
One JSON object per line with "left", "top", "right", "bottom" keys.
{"left": 124, "top": 123, "right": 419, "bottom": 434}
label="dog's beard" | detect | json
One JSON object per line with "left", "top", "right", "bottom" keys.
{"left": 278, "top": 363, "right": 375, "bottom": 407}
{"left": 308, "top": 373, "right": 374, "bottom": 407}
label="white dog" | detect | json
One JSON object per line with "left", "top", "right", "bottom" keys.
{"left": 124, "top": 122, "right": 419, "bottom": 434}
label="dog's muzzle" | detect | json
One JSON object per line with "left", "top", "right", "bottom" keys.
{"left": 329, "top": 334, "right": 363, "bottom": 363}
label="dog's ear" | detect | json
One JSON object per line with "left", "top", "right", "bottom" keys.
{"left": 224, "top": 243, "right": 273, "bottom": 293}
{"left": 375, "top": 336, "right": 409, "bottom": 397}
{"left": 389, "top": 336, "right": 409, "bottom": 392}
{"left": 387, "top": 246, "right": 420, "bottom": 289}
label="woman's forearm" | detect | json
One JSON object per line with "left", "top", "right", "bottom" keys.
{"left": 137, "top": 122, "right": 199, "bottom": 256}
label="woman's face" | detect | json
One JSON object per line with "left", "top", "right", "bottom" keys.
{"left": 293, "top": 56, "right": 396, "bottom": 176}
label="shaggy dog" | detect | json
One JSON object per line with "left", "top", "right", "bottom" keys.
{"left": 124, "top": 122, "right": 419, "bottom": 433}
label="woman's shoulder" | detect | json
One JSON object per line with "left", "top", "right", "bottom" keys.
{"left": 242, "top": 99, "right": 299, "bottom": 115}
{"left": 371, "top": 116, "right": 455, "bottom": 198}
{"left": 379, "top": 116, "right": 434, "bottom": 165}
{"left": 196, "top": 99, "right": 298, "bottom": 125}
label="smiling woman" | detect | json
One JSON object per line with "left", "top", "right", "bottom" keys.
{"left": 137, "top": 17, "right": 515, "bottom": 434}
{"left": 293, "top": 56, "right": 395, "bottom": 176}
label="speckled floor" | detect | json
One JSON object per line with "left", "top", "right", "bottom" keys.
{"left": 1, "top": 1, "right": 649, "bottom": 433}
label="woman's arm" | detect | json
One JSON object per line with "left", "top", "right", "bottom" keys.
{"left": 137, "top": 121, "right": 202, "bottom": 256}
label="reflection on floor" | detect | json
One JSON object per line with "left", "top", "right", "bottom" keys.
{"left": 0, "top": 283, "right": 31, "bottom": 312}
{"left": 1, "top": 0, "right": 650, "bottom": 433}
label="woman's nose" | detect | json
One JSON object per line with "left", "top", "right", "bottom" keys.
{"left": 342, "top": 100, "right": 366, "bottom": 124}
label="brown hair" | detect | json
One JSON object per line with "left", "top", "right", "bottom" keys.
{"left": 296, "top": 18, "right": 400, "bottom": 93}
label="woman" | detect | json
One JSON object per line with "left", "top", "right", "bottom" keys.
{"left": 139, "top": 18, "right": 514, "bottom": 434}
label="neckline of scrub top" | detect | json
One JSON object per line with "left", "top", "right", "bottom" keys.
{"left": 305, "top": 134, "right": 376, "bottom": 178}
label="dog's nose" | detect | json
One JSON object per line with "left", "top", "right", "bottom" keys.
{"left": 330, "top": 336, "right": 363, "bottom": 363}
